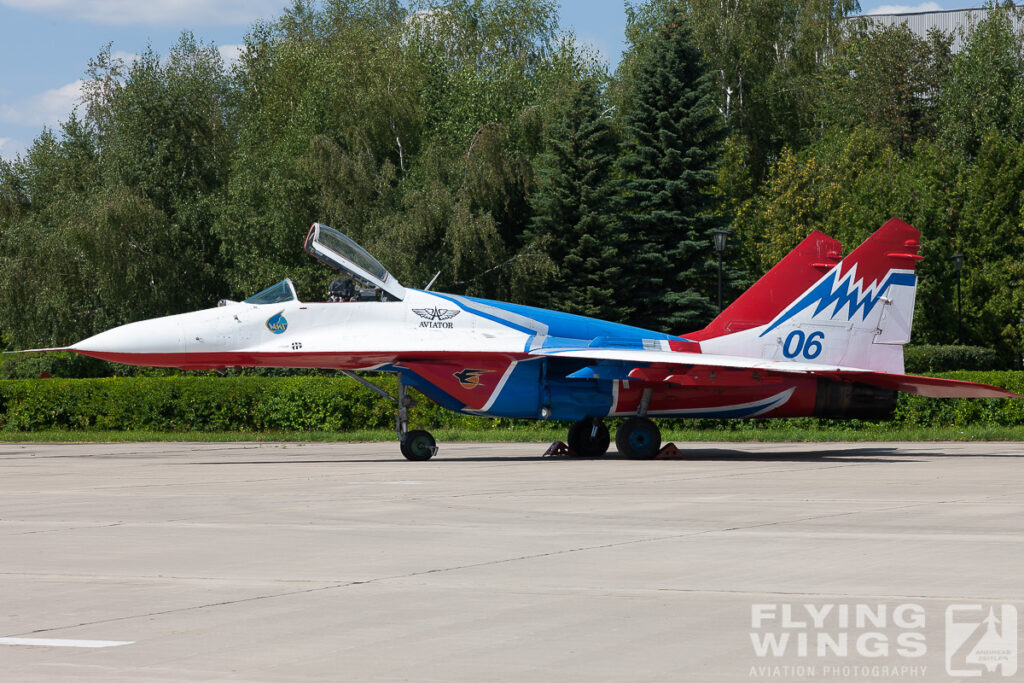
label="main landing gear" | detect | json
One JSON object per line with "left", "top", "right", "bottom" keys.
{"left": 567, "top": 418, "right": 610, "bottom": 457}
{"left": 564, "top": 415, "right": 662, "bottom": 459}
{"left": 340, "top": 370, "right": 437, "bottom": 461}
{"left": 614, "top": 387, "right": 662, "bottom": 459}
{"left": 615, "top": 417, "right": 661, "bottom": 459}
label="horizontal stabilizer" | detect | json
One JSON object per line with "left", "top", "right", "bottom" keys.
{"left": 836, "top": 372, "right": 1021, "bottom": 399}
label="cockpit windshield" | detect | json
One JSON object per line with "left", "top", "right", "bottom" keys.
{"left": 244, "top": 279, "right": 298, "bottom": 305}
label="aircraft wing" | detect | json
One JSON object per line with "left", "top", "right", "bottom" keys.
{"left": 534, "top": 347, "right": 1019, "bottom": 399}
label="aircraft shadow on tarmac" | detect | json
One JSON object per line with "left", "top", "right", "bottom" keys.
{"left": 195, "top": 446, "right": 937, "bottom": 465}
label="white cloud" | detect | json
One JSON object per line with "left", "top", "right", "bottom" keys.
{"left": 0, "top": 80, "right": 84, "bottom": 128}
{"left": 866, "top": 2, "right": 943, "bottom": 15}
{"left": 574, "top": 33, "right": 610, "bottom": 65}
{"left": 0, "top": 136, "right": 27, "bottom": 161}
{"left": 0, "top": 0, "right": 280, "bottom": 26}
{"left": 111, "top": 50, "right": 140, "bottom": 66}
{"left": 218, "top": 44, "right": 245, "bottom": 66}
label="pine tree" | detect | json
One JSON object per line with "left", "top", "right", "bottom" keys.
{"left": 616, "top": 7, "right": 727, "bottom": 333}
{"left": 525, "top": 81, "right": 626, "bottom": 322}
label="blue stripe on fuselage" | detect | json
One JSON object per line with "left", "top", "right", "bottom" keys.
{"left": 420, "top": 290, "right": 689, "bottom": 346}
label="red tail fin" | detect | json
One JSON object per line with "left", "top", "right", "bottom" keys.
{"left": 686, "top": 231, "right": 842, "bottom": 341}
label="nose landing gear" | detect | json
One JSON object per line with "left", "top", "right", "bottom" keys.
{"left": 396, "top": 381, "right": 437, "bottom": 461}
{"left": 340, "top": 370, "right": 437, "bottom": 461}
{"left": 400, "top": 429, "right": 437, "bottom": 461}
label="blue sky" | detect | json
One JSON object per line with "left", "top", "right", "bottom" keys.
{"left": 0, "top": 1, "right": 988, "bottom": 161}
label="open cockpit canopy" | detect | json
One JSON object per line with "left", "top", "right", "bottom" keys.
{"left": 304, "top": 223, "right": 406, "bottom": 301}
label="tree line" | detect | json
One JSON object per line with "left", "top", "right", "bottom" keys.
{"left": 1, "top": 0, "right": 1022, "bottom": 365}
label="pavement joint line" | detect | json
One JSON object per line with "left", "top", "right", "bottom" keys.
{"left": 11, "top": 522, "right": 123, "bottom": 536}
{"left": 6, "top": 527, "right": 726, "bottom": 638}
{"left": 2, "top": 498, "right": 950, "bottom": 639}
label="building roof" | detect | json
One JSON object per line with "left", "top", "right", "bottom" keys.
{"left": 851, "top": 6, "right": 1024, "bottom": 52}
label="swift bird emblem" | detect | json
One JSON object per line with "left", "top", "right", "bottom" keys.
{"left": 453, "top": 368, "right": 493, "bottom": 390}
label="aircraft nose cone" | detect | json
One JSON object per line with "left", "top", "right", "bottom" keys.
{"left": 71, "top": 317, "right": 185, "bottom": 364}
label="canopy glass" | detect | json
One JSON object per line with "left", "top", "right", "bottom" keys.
{"left": 304, "top": 223, "right": 406, "bottom": 301}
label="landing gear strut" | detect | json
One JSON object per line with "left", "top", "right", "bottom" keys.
{"left": 340, "top": 370, "right": 437, "bottom": 461}
{"left": 395, "top": 381, "right": 436, "bottom": 461}
{"left": 567, "top": 418, "right": 610, "bottom": 457}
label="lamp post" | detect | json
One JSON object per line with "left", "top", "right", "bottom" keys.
{"left": 712, "top": 229, "right": 729, "bottom": 313}
{"left": 952, "top": 253, "right": 964, "bottom": 345}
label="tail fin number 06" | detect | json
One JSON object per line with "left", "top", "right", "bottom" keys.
{"left": 782, "top": 330, "right": 824, "bottom": 360}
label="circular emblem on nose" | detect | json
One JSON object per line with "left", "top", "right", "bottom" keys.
{"left": 266, "top": 311, "right": 288, "bottom": 334}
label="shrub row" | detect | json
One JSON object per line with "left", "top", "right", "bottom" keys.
{"left": 0, "top": 352, "right": 338, "bottom": 379}
{"left": 0, "top": 372, "right": 1020, "bottom": 433}
{"left": 903, "top": 345, "right": 1006, "bottom": 373}
{"left": 891, "top": 371, "right": 1024, "bottom": 428}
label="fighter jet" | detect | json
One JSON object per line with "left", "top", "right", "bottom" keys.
{"left": 27, "top": 219, "right": 1018, "bottom": 460}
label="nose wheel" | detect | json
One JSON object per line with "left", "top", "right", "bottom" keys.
{"left": 567, "top": 418, "right": 610, "bottom": 457}
{"left": 400, "top": 429, "right": 437, "bottom": 461}
{"left": 615, "top": 416, "right": 661, "bottom": 459}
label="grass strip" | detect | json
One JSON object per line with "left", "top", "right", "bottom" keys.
{"left": 2, "top": 425, "right": 1024, "bottom": 443}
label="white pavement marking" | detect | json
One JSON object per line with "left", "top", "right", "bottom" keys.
{"left": 0, "top": 637, "right": 134, "bottom": 648}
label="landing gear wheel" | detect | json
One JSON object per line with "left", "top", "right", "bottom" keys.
{"left": 400, "top": 430, "right": 436, "bottom": 461}
{"left": 567, "top": 419, "right": 610, "bottom": 457}
{"left": 615, "top": 417, "right": 661, "bottom": 459}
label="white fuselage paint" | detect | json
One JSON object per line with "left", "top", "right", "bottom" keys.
{"left": 71, "top": 289, "right": 534, "bottom": 368}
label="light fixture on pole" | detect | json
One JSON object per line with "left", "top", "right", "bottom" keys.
{"left": 712, "top": 229, "right": 729, "bottom": 313}
{"left": 952, "top": 253, "right": 964, "bottom": 345}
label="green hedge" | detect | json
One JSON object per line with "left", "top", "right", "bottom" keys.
{"left": 0, "top": 372, "right": 1020, "bottom": 433}
{"left": 0, "top": 351, "right": 338, "bottom": 379}
{"left": 892, "top": 371, "right": 1024, "bottom": 428}
{"left": 903, "top": 345, "right": 1005, "bottom": 373}
{"left": 0, "top": 375, "right": 544, "bottom": 433}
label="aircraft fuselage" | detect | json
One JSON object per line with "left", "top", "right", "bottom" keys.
{"left": 71, "top": 289, "right": 839, "bottom": 423}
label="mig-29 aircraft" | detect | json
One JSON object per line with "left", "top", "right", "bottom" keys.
{"left": 25, "top": 219, "right": 1018, "bottom": 460}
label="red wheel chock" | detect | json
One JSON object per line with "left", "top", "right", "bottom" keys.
{"left": 655, "top": 443, "right": 685, "bottom": 459}
{"left": 544, "top": 441, "right": 577, "bottom": 456}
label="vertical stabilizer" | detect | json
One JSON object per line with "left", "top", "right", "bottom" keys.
{"left": 696, "top": 219, "right": 922, "bottom": 374}
{"left": 687, "top": 231, "right": 842, "bottom": 341}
